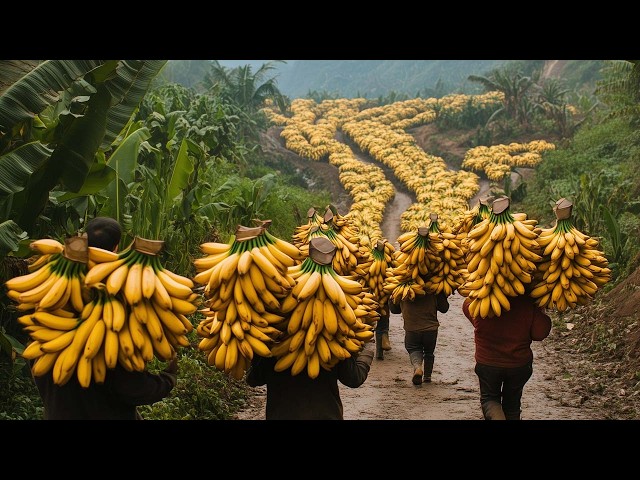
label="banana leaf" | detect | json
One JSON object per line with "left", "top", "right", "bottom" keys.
{"left": 0, "top": 60, "right": 104, "bottom": 132}
{"left": 100, "top": 126, "right": 150, "bottom": 223}
{"left": 0, "top": 142, "right": 53, "bottom": 197}
{"left": 167, "top": 138, "right": 194, "bottom": 202}
{"left": 17, "top": 86, "right": 111, "bottom": 231}
{"left": 0, "top": 219, "right": 27, "bottom": 253}
{"left": 100, "top": 60, "right": 167, "bottom": 150}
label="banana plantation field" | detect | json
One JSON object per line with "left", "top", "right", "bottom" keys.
{"left": 2, "top": 60, "right": 639, "bottom": 421}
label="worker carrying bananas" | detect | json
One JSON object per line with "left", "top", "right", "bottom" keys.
{"left": 32, "top": 217, "right": 178, "bottom": 420}
{"left": 245, "top": 237, "right": 375, "bottom": 420}
{"left": 462, "top": 290, "right": 551, "bottom": 420}
{"left": 390, "top": 288, "right": 449, "bottom": 385}
{"left": 374, "top": 241, "right": 392, "bottom": 360}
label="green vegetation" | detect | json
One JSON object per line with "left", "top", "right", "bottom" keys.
{"left": 2, "top": 59, "right": 639, "bottom": 420}
{"left": 0, "top": 60, "right": 331, "bottom": 420}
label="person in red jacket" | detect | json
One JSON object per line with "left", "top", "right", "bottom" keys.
{"left": 462, "top": 294, "right": 552, "bottom": 420}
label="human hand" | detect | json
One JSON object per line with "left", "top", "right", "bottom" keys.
{"left": 164, "top": 354, "right": 178, "bottom": 375}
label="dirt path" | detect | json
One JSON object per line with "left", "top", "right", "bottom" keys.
{"left": 236, "top": 125, "right": 604, "bottom": 420}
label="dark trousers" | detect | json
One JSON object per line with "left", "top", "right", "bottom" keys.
{"left": 375, "top": 315, "right": 389, "bottom": 334}
{"left": 404, "top": 329, "right": 438, "bottom": 367}
{"left": 474, "top": 362, "right": 533, "bottom": 420}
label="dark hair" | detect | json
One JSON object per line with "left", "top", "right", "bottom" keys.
{"left": 85, "top": 217, "right": 122, "bottom": 251}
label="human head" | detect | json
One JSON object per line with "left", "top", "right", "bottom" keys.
{"left": 85, "top": 217, "right": 122, "bottom": 252}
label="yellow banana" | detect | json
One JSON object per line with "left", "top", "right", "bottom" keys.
{"left": 30, "top": 238, "right": 64, "bottom": 255}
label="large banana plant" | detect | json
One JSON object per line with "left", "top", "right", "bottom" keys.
{"left": 0, "top": 59, "right": 167, "bottom": 244}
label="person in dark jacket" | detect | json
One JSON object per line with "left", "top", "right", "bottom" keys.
{"left": 245, "top": 341, "right": 374, "bottom": 420}
{"left": 33, "top": 217, "right": 178, "bottom": 420}
{"left": 391, "top": 290, "right": 449, "bottom": 385}
{"left": 463, "top": 294, "right": 552, "bottom": 420}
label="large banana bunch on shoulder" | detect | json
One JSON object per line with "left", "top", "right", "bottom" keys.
{"left": 7, "top": 238, "right": 89, "bottom": 314}
{"left": 395, "top": 227, "right": 443, "bottom": 281}
{"left": 462, "top": 196, "right": 542, "bottom": 319}
{"left": 454, "top": 195, "right": 494, "bottom": 253}
{"left": 272, "top": 237, "right": 376, "bottom": 379}
{"left": 530, "top": 199, "right": 610, "bottom": 312}
{"left": 85, "top": 238, "right": 196, "bottom": 363}
{"left": 383, "top": 263, "right": 427, "bottom": 303}
{"left": 195, "top": 223, "right": 301, "bottom": 380}
{"left": 362, "top": 239, "right": 396, "bottom": 315}
{"left": 421, "top": 214, "right": 466, "bottom": 296}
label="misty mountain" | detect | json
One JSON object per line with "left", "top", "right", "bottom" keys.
{"left": 275, "top": 60, "right": 508, "bottom": 98}
{"left": 163, "top": 60, "right": 506, "bottom": 98}
{"left": 163, "top": 60, "right": 604, "bottom": 99}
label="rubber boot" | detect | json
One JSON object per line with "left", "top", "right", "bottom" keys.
{"left": 381, "top": 332, "right": 391, "bottom": 351}
{"left": 504, "top": 410, "right": 521, "bottom": 420}
{"left": 423, "top": 358, "right": 434, "bottom": 383}
{"left": 410, "top": 352, "right": 423, "bottom": 385}
{"left": 375, "top": 333, "right": 384, "bottom": 360}
{"left": 482, "top": 401, "right": 506, "bottom": 420}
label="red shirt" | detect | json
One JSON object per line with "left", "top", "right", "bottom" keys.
{"left": 462, "top": 295, "right": 552, "bottom": 368}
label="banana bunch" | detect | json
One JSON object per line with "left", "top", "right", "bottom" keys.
{"left": 383, "top": 266, "right": 427, "bottom": 303}
{"left": 196, "top": 306, "right": 285, "bottom": 380}
{"left": 530, "top": 216, "right": 611, "bottom": 312}
{"left": 195, "top": 224, "right": 303, "bottom": 379}
{"left": 461, "top": 198, "right": 542, "bottom": 319}
{"left": 272, "top": 250, "right": 377, "bottom": 379}
{"left": 85, "top": 243, "right": 198, "bottom": 317}
{"left": 453, "top": 196, "right": 493, "bottom": 250}
{"left": 84, "top": 241, "right": 196, "bottom": 370}
{"left": 6, "top": 240, "right": 88, "bottom": 313}
{"left": 20, "top": 284, "right": 192, "bottom": 387}
{"left": 291, "top": 207, "right": 325, "bottom": 248}
{"left": 422, "top": 215, "right": 466, "bottom": 296}
{"left": 362, "top": 239, "right": 396, "bottom": 315}
{"left": 394, "top": 228, "right": 444, "bottom": 280}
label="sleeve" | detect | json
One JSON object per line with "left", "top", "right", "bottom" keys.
{"left": 462, "top": 297, "right": 476, "bottom": 326}
{"left": 245, "top": 356, "right": 270, "bottom": 387}
{"left": 106, "top": 366, "right": 176, "bottom": 407}
{"left": 336, "top": 341, "right": 374, "bottom": 388}
{"left": 389, "top": 299, "right": 401, "bottom": 314}
{"left": 530, "top": 307, "right": 552, "bottom": 341}
{"left": 436, "top": 292, "right": 450, "bottom": 313}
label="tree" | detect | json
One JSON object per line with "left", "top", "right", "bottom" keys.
{"left": 595, "top": 60, "right": 640, "bottom": 124}
{"left": 202, "top": 61, "right": 287, "bottom": 140}
{"left": 468, "top": 67, "right": 536, "bottom": 127}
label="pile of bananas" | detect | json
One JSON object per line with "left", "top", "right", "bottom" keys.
{"left": 530, "top": 202, "right": 610, "bottom": 311}
{"left": 423, "top": 215, "right": 466, "bottom": 296}
{"left": 460, "top": 197, "right": 542, "bottom": 318}
{"left": 272, "top": 239, "right": 377, "bottom": 378}
{"left": 362, "top": 239, "right": 396, "bottom": 315}
{"left": 194, "top": 224, "right": 304, "bottom": 379}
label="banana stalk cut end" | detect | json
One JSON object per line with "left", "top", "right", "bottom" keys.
{"left": 479, "top": 194, "right": 495, "bottom": 206}
{"left": 492, "top": 196, "right": 510, "bottom": 214}
{"left": 235, "top": 224, "right": 264, "bottom": 241}
{"left": 63, "top": 235, "right": 88, "bottom": 263}
{"left": 417, "top": 227, "right": 429, "bottom": 237}
{"left": 133, "top": 236, "right": 165, "bottom": 255}
{"left": 309, "top": 237, "right": 336, "bottom": 265}
{"left": 554, "top": 198, "right": 573, "bottom": 220}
